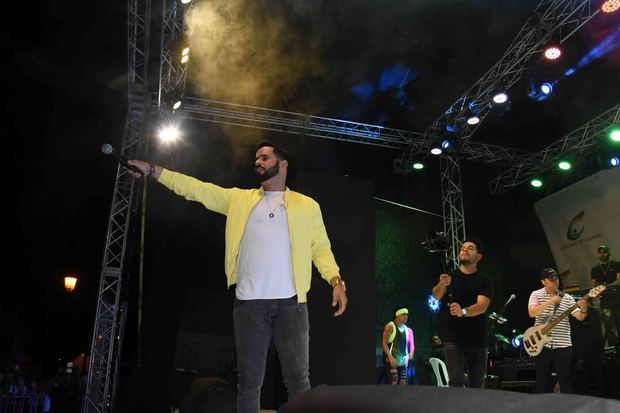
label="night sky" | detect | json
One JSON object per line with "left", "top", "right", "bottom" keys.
{"left": 3, "top": 0, "right": 620, "bottom": 374}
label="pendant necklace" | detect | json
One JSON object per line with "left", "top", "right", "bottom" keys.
{"left": 600, "top": 262, "right": 611, "bottom": 275}
{"left": 264, "top": 194, "right": 282, "bottom": 218}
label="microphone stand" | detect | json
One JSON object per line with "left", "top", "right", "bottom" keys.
{"left": 487, "top": 297, "right": 513, "bottom": 362}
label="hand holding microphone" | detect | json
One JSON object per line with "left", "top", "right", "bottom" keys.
{"left": 101, "top": 144, "right": 158, "bottom": 178}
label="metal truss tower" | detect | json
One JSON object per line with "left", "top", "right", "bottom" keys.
{"left": 158, "top": 0, "right": 194, "bottom": 113}
{"left": 440, "top": 157, "right": 466, "bottom": 269}
{"left": 83, "top": 0, "right": 151, "bottom": 411}
{"left": 490, "top": 103, "right": 620, "bottom": 194}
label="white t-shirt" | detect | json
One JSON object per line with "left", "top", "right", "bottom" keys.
{"left": 235, "top": 191, "right": 296, "bottom": 300}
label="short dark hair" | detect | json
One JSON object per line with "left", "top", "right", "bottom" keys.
{"left": 256, "top": 140, "right": 290, "bottom": 165}
{"left": 462, "top": 237, "right": 484, "bottom": 254}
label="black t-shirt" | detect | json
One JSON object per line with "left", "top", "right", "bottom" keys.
{"left": 591, "top": 261, "right": 619, "bottom": 285}
{"left": 591, "top": 260, "right": 619, "bottom": 309}
{"left": 439, "top": 269, "right": 494, "bottom": 346}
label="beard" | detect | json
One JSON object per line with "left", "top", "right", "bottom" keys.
{"left": 255, "top": 162, "right": 279, "bottom": 183}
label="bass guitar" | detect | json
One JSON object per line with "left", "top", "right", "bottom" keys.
{"left": 523, "top": 285, "right": 606, "bottom": 357}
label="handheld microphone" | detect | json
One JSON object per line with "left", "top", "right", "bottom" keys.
{"left": 446, "top": 285, "right": 454, "bottom": 303}
{"left": 503, "top": 294, "right": 516, "bottom": 307}
{"left": 554, "top": 291, "right": 564, "bottom": 312}
{"left": 101, "top": 143, "right": 144, "bottom": 176}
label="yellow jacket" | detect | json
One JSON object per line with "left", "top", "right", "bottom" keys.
{"left": 158, "top": 169, "right": 341, "bottom": 302}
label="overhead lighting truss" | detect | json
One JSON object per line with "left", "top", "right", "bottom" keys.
{"left": 489, "top": 103, "right": 620, "bottom": 194}
{"left": 182, "top": 97, "right": 534, "bottom": 165}
{"left": 394, "top": 0, "right": 601, "bottom": 173}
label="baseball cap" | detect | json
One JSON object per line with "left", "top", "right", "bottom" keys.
{"left": 540, "top": 268, "right": 559, "bottom": 280}
{"left": 598, "top": 245, "right": 610, "bottom": 253}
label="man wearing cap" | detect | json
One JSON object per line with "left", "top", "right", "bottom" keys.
{"left": 432, "top": 237, "right": 493, "bottom": 388}
{"left": 382, "top": 305, "right": 415, "bottom": 385}
{"left": 528, "top": 268, "right": 588, "bottom": 393}
{"left": 590, "top": 245, "right": 620, "bottom": 346}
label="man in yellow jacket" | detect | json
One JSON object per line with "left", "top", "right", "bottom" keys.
{"left": 128, "top": 141, "right": 348, "bottom": 413}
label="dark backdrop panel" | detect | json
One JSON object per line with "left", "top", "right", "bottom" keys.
{"left": 300, "top": 172, "right": 377, "bottom": 386}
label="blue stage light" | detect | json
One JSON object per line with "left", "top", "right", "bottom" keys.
{"left": 428, "top": 295, "right": 441, "bottom": 313}
{"left": 611, "top": 156, "right": 620, "bottom": 167}
{"left": 528, "top": 80, "right": 555, "bottom": 101}
{"left": 540, "top": 83, "right": 553, "bottom": 95}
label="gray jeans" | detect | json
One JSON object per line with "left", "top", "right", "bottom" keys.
{"left": 233, "top": 296, "right": 310, "bottom": 413}
{"left": 443, "top": 341, "right": 488, "bottom": 388}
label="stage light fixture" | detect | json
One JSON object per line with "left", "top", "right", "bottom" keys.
{"left": 511, "top": 334, "right": 524, "bottom": 348}
{"left": 181, "top": 47, "right": 190, "bottom": 64}
{"left": 543, "top": 45, "right": 562, "bottom": 60}
{"left": 427, "top": 294, "right": 441, "bottom": 313}
{"left": 159, "top": 126, "right": 180, "bottom": 143}
{"left": 172, "top": 99, "right": 182, "bottom": 110}
{"left": 441, "top": 139, "right": 451, "bottom": 150}
{"left": 492, "top": 92, "right": 508, "bottom": 104}
{"left": 430, "top": 147, "right": 442, "bottom": 155}
{"left": 610, "top": 129, "right": 620, "bottom": 142}
{"left": 466, "top": 115, "right": 480, "bottom": 125}
{"left": 601, "top": 0, "right": 620, "bottom": 13}
{"left": 558, "top": 160, "right": 572, "bottom": 171}
{"left": 611, "top": 156, "right": 620, "bottom": 167}
{"left": 412, "top": 162, "right": 424, "bottom": 170}
{"left": 530, "top": 178, "right": 543, "bottom": 188}
{"left": 181, "top": 0, "right": 193, "bottom": 4}
{"left": 528, "top": 80, "right": 554, "bottom": 101}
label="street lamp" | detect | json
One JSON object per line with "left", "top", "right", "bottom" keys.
{"left": 64, "top": 275, "right": 78, "bottom": 292}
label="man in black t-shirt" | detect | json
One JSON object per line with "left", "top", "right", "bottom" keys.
{"left": 432, "top": 237, "right": 494, "bottom": 388}
{"left": 590, "top": 245, "right": 620, "bottom": 346}
{"left": 591, "top": 245, "right": 619, "bottom": 286}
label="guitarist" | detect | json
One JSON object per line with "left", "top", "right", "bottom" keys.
{"left": 527, "top": 268, "right": 588, "bottom": 394}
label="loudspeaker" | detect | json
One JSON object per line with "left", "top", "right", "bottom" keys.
{"left": 280, "top": 384, "right": 620, "bottom": 413}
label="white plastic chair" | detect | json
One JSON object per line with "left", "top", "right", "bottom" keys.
{"left": 429, "top": 357, "right": 449, "bottom": 387}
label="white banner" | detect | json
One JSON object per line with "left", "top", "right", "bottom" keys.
{"left": 534, "top": 168, "right": 620, "bottom": 289}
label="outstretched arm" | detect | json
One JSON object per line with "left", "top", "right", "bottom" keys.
{"left": 127, "top": 160, "right": 234, "bottom": 215}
